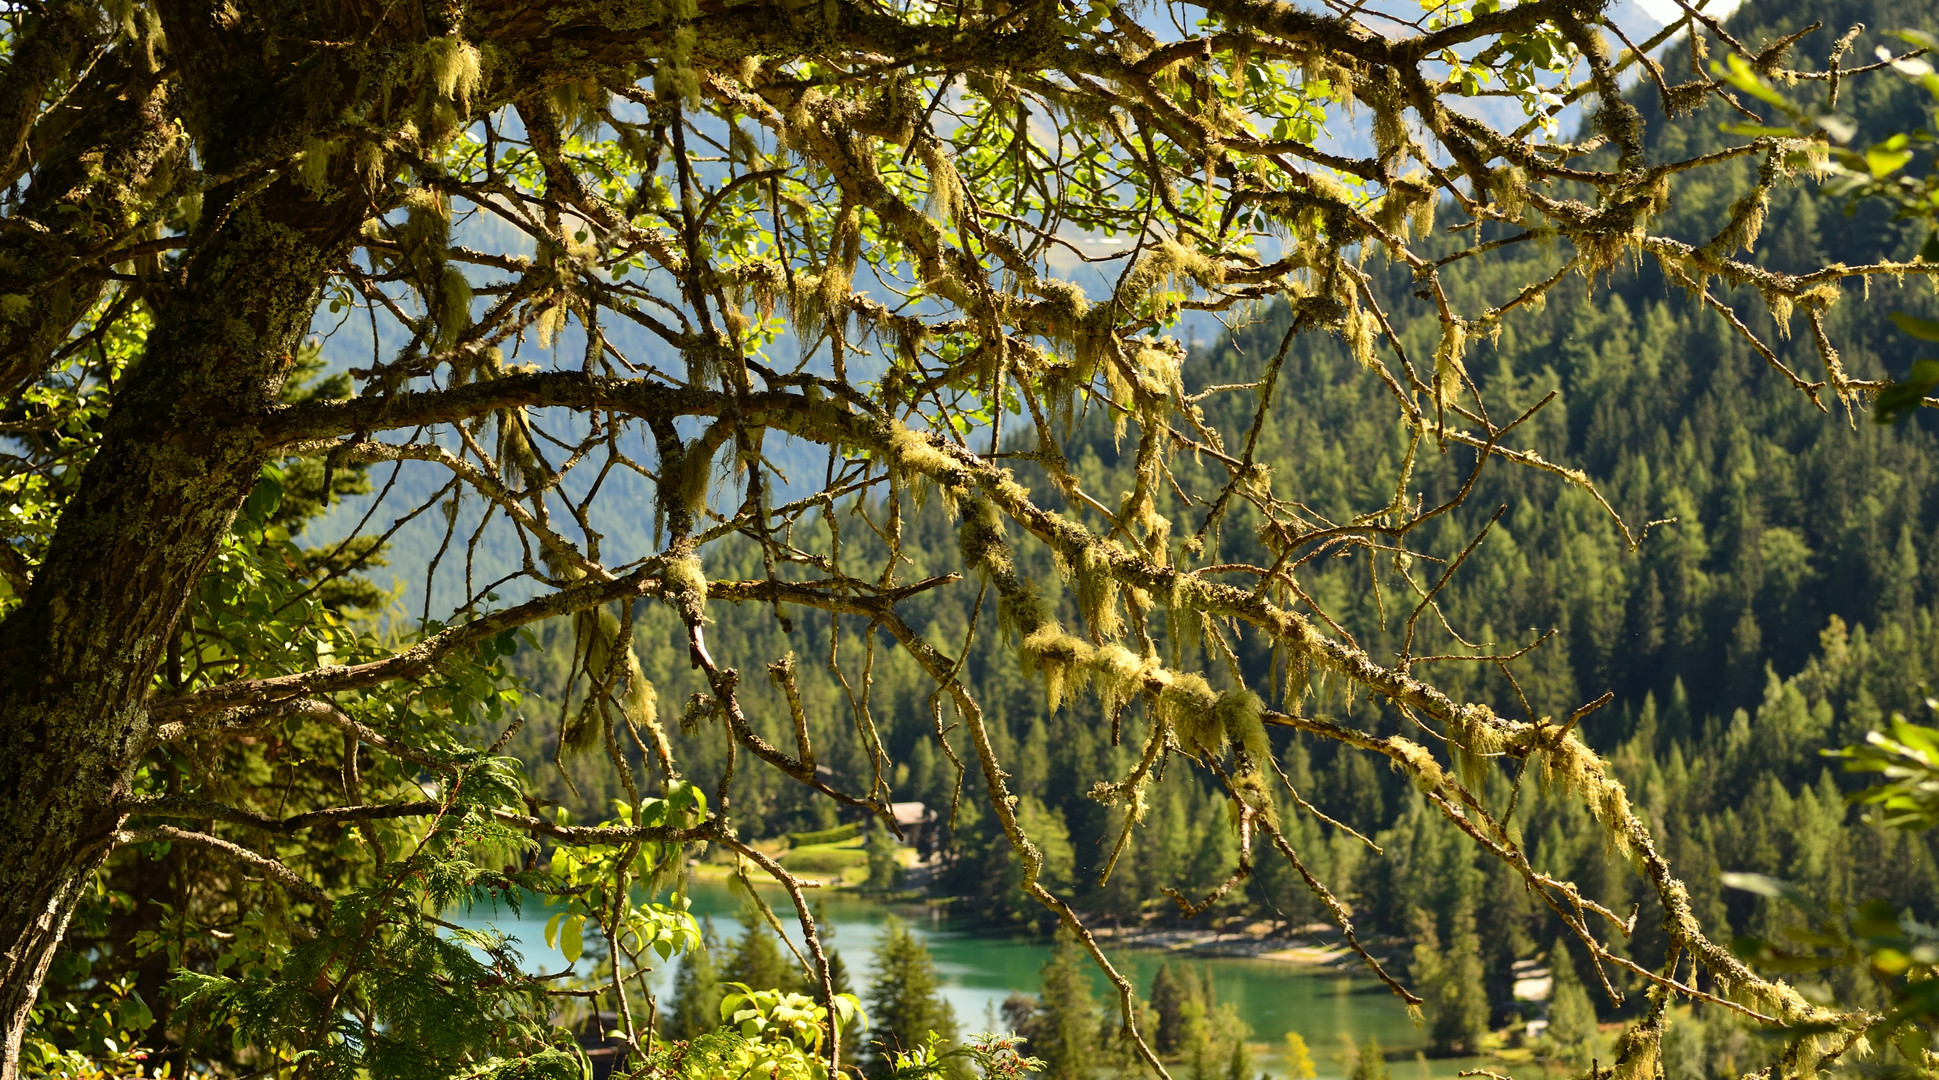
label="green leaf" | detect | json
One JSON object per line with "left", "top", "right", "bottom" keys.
{"left": 1714, "top": 55, "right": 1790, "bottom": 109}
{"left": 668, "top": 781, "right": 706, "bottom": 818}
{"left": 1873, "top": 359, "right": 1939, "bottom": 424}
{"left": 1722, "top": 871, "right": 1826, "bottom": 919}
{"left": 560, "top": 915, "right": 584, "bottom": 964}
{"left": 1894, "top": 29, "right": 1939, "bottom": 52}
{"left": 1852, "top": 898, "right": 1903, "bottom": 939}
{"left": 1866, "top": 144, "right": 1915, "bottom": 178}
{"left": 1887, "top": 312, "right": 1939, "bottom": 340}
{"left": 1890, "top": 714, "right": 1939, "bottom": 754}
{"left": 242, "top": 464, "right": 284, "bottom": 530}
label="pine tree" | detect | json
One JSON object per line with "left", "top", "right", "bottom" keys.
{"left": 5, "top": 0, "right": 1932, "bottom": 1071}
{"left": 828, "top": 949, "right": 853, "bottom": 998}
{"left": 722, "top": 904, "right": 803, "bottom": 995}
{"left": 1350, "top": 1038, "right": 1391, "bottom": 1080}
{"left": 1095, "top": 994, "right": 1158, "bottom": 1079}
{"left": 1422, "top": 901, "right": 1491, "bottom": 1054}
{"left": 1223, "top": 1033, "right": 1255, "bottom": 1080}
{"left": 663, "top": 917, "right": 722, "bottom": 1042}
{"left": 1195, "top": 1001, "right": 1251, "bottom": 1080}
{"left": 864, "top": 917, "right": 962, "bottom": 1078}
{"left": 1177, "top": 998, "right": 1214, "bottom": 1079}
{"left": 1544, "top": 946, "right": 1598, "bottom": 1068}
{"left": 828, "top": 949, "right": 861, "bottom": 1063}
{"left": 1150, "top": 963, "right": 1191, "bottom": 1055}
{"left": 1150, "top": 964, "right": 1231, "bottom": 1077}
{"left": 1031, "top": 925, "right": 1100, "bottom": 1079}
{"left": 1409, "top": 908, "right": 1448, "bottom": 1045}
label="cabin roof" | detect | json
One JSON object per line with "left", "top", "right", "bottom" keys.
{"left": 890, "top": 801, "right": 930, "bottom": 826}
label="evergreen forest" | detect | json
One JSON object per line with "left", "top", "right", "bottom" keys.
{"left": 6, "top": 0, "right": 1939, "bottom": 1074}
{"left": 480, "top": 0, "right": 1939, "bottom": 1070}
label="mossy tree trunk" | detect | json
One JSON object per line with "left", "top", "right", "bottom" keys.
{"left": 0, "top": 11, "right": 374, "bottom": 1051}
{"left": 0, "top": 0, "right": 414, "bottom": 1060}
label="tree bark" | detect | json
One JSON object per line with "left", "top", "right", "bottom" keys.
{"left": 0, "top": 173, "right": 362, "bottom": 1075}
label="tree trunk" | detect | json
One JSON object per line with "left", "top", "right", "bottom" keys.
{"left": 0, "top": 176, "right": 359, "bottom": 1076}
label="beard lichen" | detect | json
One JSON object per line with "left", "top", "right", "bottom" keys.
{"left": 1215, "top": 688, "right": 1270, "bottom": 767}
{"left": 1072, "top": 542, "right": 1126, "bottom": 641}
{"left": 1021, "top": 624, "right": 1094, "bottom": 712}
{"left": 957, "top": 496, "right": 1012, "bottom": 581}
{"left": 661, "top": 553, "right": 708, "bottom": 625}
{"left": 560, "top": 604, "right": 661, "bottom": 760}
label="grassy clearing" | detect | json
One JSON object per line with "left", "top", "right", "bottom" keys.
{"left": 778, "top": 837, "right": 870, "bottom": 878}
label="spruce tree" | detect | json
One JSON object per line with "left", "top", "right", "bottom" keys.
{"left": 1423, "top": 902, "right": 1491, "bottom": 1054}
{"left": 864, "top": 917, "right": 961, "bottom": 1078}
{"left": 1223, "top": 1034, "right": 1255, "bottom": 1080}
{"left": 1198, "top": 1001, "right": 1253, "bottom": 1080}
{"left": 1031, "top": 925, "right": 1100, "bottom": 1079}
{"left": 1096, "top": 994, "right": 1159, "bottom": 1078}
{"left": 1150, "top": 964, "right": 1232, "bottom": 1076}
{"left": 1350, "top": 1038, "right": 1391, "bottom": 1080}
{"left": 1545, "top": 947, "right": 1599, "bottom": 1068}
{"left": 0, "top": 0, "right": 1922, "bottom": 1072}
{"left": 1409, "top": 908, "right": 1449, "bottom": 1047}
{"left": 1150, "top": 963, "right": 1191, "bottom": 1056}
{"left": 828, "top": 949, "right": 861, "bottom": 1063}
{"left": 1177, "top": 998, "right": 1214, "bottom": 1078}
{"left": 722, "top": 904, "right": 803, "bottom": 995}
{"left": 663, "top": 917, "right": 723, "bottom": 1042}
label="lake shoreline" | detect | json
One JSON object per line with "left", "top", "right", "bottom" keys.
{"left": 1086, "top": 923, "right": 1362, "bottom": 968}
{"left": 456, "top": 875, "right": 1498, "bottom": 1079}
{"left": 696, "top": 858, "right": 1390, "bottom": 973}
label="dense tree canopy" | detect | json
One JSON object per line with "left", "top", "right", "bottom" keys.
{"left": 1, "top": 0, "right": 1936, "bottom": 1076}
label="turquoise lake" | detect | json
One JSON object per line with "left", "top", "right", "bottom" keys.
{"left": 451, "top": 879, "right": 1481, "bottom": 1078}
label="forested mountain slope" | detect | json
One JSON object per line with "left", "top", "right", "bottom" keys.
{"left": 17, "top": 0, "right": 1939, "bottom": 1070}
{"left": 488, "top": 0, "right": 1939, "bottom": 1044}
